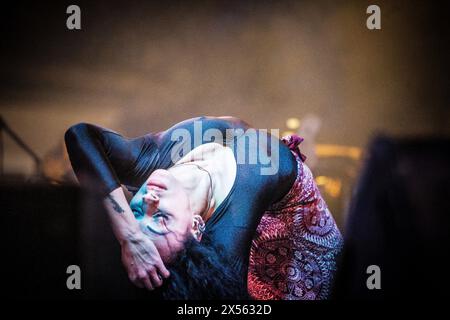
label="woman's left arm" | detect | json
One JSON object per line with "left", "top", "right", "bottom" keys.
{"left": 104, "top": 187, "right": 170, "bottom": 290}
{"left": 65, "top": 123, "right": 169, "bottom": 290}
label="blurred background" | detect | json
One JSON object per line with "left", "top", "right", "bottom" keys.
{"left": 1, "top": 0, "right": 449, "bottom": 230}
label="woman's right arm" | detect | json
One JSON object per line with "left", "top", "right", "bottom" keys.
{"left": 104, "top": 187, "right": 169, "bottom": 290}
{"left": 64, "top": 123, "right": 169, "bottom": 290}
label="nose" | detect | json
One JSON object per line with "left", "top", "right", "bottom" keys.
{"left": 144, "top": 188, "right": 159, "bottom": 201}
{"left": 143, "top": 188, "right": 159, "bottom": 213}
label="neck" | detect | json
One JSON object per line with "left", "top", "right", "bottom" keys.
{"left": 168, "top": 161, "right": 217, "bottom": 221}
{"left": 168, "top": 143, "right": 236, "bottom": 221}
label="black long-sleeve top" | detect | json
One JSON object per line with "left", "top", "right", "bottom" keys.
{"left": 64, "top": 116, "right": 298, "bottom": 286}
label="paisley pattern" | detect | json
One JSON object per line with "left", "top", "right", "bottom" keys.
{"left": 248, "top": 135, "right": 343, "bottom": 300}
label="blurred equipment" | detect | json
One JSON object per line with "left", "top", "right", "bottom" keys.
{"left": 41, "top": 140, "right": 77, "bottom": 184}
{"left": 0, "top": 115, "right": 42, "bottom": 178}
{"left": 284, "top": 114, "right": 362, "bottom": 230}
{"left": 297, "top": 114, "right": 322, "bottom": 169}
{"left": 333, "top": 136, "right": 450, "bottom": 299}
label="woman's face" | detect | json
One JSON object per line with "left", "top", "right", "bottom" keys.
{"left": 130, "top": 169, "right": 194, "bottom": 262}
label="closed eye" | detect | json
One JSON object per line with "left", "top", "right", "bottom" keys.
{"left": 154, "top": 209, "right": 172, "bottom": 218}
{"left": 153, "top": 210, "right": 171, "bottom": 230}
{"left": 153, "top": 210, "right": 169, "bottom": 221}
{"left": 145, "top": 211, "right": 171, "bottom": 235}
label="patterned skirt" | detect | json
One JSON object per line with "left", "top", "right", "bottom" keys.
{"left": 248, "top": 135, "right": 343, "bottom": 300}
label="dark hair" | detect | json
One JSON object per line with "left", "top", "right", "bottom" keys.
{"left": 158, "top": 234, "right": 249, "bottom": 300}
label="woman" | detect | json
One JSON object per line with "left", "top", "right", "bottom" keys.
{"left": 65, "top": 116, "right": 342, "bottom": 299}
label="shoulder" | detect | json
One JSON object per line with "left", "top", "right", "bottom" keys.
{"left": 267, "top": 142, "right": 299, "bottom": 204}
{"left": 164, "top": 116, "right": 251, "bottom": 133}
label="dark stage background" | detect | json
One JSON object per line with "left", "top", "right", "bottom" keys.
{"left": 1, "top": 0, "right": 448, "bottom": 229}
{"left": 0, "top": 0, "right": 449, "bottom": 300}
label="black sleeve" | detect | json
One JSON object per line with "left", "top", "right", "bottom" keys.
{"left": 64, "top": 122, "right": 160, "bottom": 196}
{"left": 64, "top": 116, "right": 251, "bottom": 197}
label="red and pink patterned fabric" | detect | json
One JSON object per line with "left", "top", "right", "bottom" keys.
{"left": 248, "top": 135, "right": 343, "bottom": 300}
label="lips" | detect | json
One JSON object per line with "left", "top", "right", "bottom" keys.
{"left": 147, "top": 179, "right": 167, "bottom": 190}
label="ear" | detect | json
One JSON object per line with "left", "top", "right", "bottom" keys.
{"left": 191, "top": 215, "right": 205, "bottom": 242}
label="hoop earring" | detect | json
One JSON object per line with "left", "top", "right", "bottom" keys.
{"left": 193, "top": 215, "right": 206, "bottom": 235}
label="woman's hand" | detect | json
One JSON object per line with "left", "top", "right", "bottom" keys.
{"left": 102, "top": 187, "right": 170, "bottom": 290}
{"left": 121, "top": 231, "right": 170, "bottom": 290}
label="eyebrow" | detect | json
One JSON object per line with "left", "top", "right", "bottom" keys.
{"left": 146, "top": 224, "right": 169, "bottom": 236}
{"left": 131, "top": 207, "right": 144, "bottom": 218}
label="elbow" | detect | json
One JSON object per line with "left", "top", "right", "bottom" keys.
{"left": 64, "top": 122, "right": 92, "bottom": 148}
{"left": 64, "top": 122, "right": 96, "bottom": 155}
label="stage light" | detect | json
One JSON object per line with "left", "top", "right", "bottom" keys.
{"left": 315, "top": 144, "right": 362, "bottom": 160}
{"left": 315, "top": 176, "right": 342, "bottom": 198}
{"left": 286, "top": 118, "right": 301, "bottom": 130}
